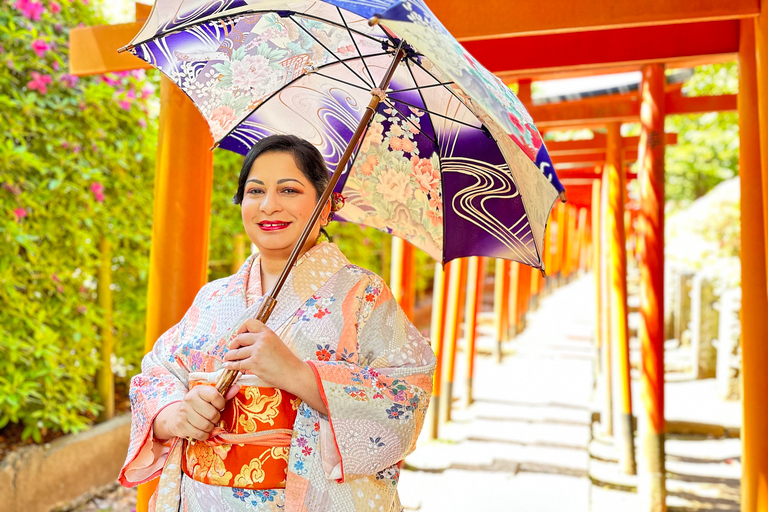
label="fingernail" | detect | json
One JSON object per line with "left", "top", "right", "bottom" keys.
{"left": 222, "top": 362, "right": 230, "bottom": 368}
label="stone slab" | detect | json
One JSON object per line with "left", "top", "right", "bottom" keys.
{"left": 0, "top": 414, "right": 131, "bottom": 512}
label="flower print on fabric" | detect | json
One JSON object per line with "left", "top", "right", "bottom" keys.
{"left": 296, "top": 294, "right": 336, "bottom": 322}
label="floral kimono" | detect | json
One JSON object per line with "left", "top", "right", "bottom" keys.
{"left": 119, "top": 242, "right": 436, "bottom": 512}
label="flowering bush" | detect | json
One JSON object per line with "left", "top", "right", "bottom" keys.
{"left": 0, "top": 0, "right": 158, "bottom": 441}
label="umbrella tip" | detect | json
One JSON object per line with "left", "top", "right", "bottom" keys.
{"left": 368, "top": 16, "right": 379, "bottom": 27}
{"left": 558, "top": 190, "right": 567, "bottom": 203}
{"left": 117, "top": 44, "right": 133, "bottom": 54}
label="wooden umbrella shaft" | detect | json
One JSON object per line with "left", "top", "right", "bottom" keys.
{"left": 215, "top": 45, "right": 406, "bottom": 394}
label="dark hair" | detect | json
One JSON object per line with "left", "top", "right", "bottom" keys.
{"left": 233, "top": 135, "right": 329, "bottom": 205}
{"left": 233, "top": 135, "right": 333, "bottom": 240}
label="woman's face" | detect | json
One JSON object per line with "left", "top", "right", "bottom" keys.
{"left": 241, "top": 151, "right": 329, "bottom": 260}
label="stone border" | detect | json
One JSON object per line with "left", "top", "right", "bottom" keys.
{"left": 0, "top": 414, "right": 131, "bottom": 512}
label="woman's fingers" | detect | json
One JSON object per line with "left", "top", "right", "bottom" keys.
{"left": 236, "top": 319, "right": 268, "bottom": 335}
{"left": 223, "top": 385, "right": 241, "bottom": 401}
{"left": 228, "top": 332, "right": 258, "bottom": 351}
{"left": 187, "top": 408, "right": 216, "bottom": 432}
{"left": 196, "top": 384, "right": 227, "bottom": 410}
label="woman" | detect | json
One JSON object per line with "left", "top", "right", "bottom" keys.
{"left": 119, "top": 135, "right": 437, "bottom": 512}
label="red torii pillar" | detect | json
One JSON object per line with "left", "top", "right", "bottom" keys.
{"left": 440, "top": 258, "right": 468, "bottom": 424}
{"left": 741, "top": 16, "right": 768, "bottom": 512}
{"left": 427, "top": 262, "right": 448, "bottom": 439}
{"left": 607, "top": 121, "right": 636, "bottom": 475}
{"left": 390, "top": 237, "right": 416, "bottom": 320}
{"left": 637, "top": 63, "right": 666, "bottom": 512}
{"left": 463, "top": 256, "right": 485, "bottom": 407}
{"left": 493, "top": 259, "right": 511, "bottom": 360}
{"left": 600, "top": 164, "right": 613, "bottom": 436}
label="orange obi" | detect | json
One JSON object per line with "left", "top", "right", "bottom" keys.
{"left": 182, "top": 384, "right": 301, "bottom": 490}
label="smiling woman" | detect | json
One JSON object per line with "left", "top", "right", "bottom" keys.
{"left": 119, "top": 135, "right": 436, "bottom": 512}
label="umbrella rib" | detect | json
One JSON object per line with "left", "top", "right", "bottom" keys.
{"left": 380, "top": 98, "right": 439, "bottom": 147}
{"left": 310, "top": 71, "right": 371, "bottom": 93}
{"left": 292, "top": 17, "right": 376, "bottom": 89}
{"left": 385, "top": 97, "right": 481, "bottom": 131}
{"left": 408, "top": 58, "right": 474, "bottom": 117}
{"left": 337, "top": 6, "right": 377, "bottom": 87}
{"left": 389, "top": 82, "right": 454, "bottom": 94}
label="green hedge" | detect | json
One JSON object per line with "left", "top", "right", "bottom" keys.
{"left": 0, "top": 0, "right": 158, "bottom": 441}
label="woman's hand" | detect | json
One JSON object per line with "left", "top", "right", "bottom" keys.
{"left": 222, "top": 319, "right": 304, "bottom": 389}
{"left": 223, "top": 319, "right": 328, "bottom": 415}
{"left": 153, "top": 384, "right": 240, "bottom": 442}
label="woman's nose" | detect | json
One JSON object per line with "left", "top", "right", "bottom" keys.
{"left": 259, "top": 189, "right": 282, "bottom": 214}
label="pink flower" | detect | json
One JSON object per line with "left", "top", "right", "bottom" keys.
{"left": 14, "top": 0, "right": 44, "bottom": 21}
{"left": 13, "top": 207, "right": 28, "bottom": 221}
{"left": 61, "top": 141, "right": 69, "bottom": 149}
{"left": 60, "top": 74, "right": 78, "bottom": 88}
{"left": 138, "top": 118, "right": 147, "bottom": 128}
{"left": 389, "top": 137, "right": 404, "bottom": 151}
{"left": 76, "top": 305, "right": 87, "bottom": 314}
{"left": 140, "top": 85, "right": 154, "bottom": 98}
{"left": 411, "top": 156, "right": 440, "bottom": 195}
{"left": 49, "top": 1, "right": 60, "bottom": 14}
{"left": 91, "top": 182, "right": 105, "bottom": 202}
{"left": 130, "top": 69, "right": 145, "bottom": 80}
{"left": 3, "top": 183, "right": 22, "bottom": 196}
{"left": 31, "top": 39, "right": 50, "bottom": 57}
{"left": 51, "top": 273, "right": 60, "bottom": 283}
{"left": 72, "top": 143, "right": 81, "bottom": 153}
{"left": 125, "top": 89, "right": 136, "bottom": 99}
{"left": 118, "top": 99, "right": 131, "bottom": 111}
{"left": 27, "top": 71, "right": 52, "bottom": 94}
{"left": 52, "top": 60, "right": 59, "bottom": 70}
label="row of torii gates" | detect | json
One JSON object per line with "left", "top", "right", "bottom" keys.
{"left": 71, "top": 1, "right": 768, "bottom": 510}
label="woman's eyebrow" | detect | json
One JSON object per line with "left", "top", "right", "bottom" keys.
{"left": 246, "top": 178, "right": 264, "bottom": 185}
{"left": 277, "top": 178, "right": 303, "bottom": 185}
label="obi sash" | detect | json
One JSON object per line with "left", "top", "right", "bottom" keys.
{"left": 182, "top": 384, "right": 300, "bottom": 490}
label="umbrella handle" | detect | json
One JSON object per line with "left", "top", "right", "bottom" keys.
{"left": 214, "top": 44, "right": 407, "bottom": 397}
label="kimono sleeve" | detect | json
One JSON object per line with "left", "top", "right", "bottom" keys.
{"left": 307, "top": 275, "right": 436, "bottom": 482}
{"left": 117, "top": 283, "right": 213, "bottom": 487}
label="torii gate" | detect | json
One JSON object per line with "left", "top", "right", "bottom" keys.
{"left": 70, "top": 1, "right": 768, "bottom": 511}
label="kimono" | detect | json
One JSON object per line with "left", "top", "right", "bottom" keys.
{"left": 119, "top": 242, "right": 436, "bottom": 512}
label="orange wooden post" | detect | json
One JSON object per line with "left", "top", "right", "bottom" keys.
{"left": 600, "top": 165, "right": 614, "bottom": 437}
{"left": 544, "top": 221, "right": 554, "bottom": 289}
{"left": 637, "top": 63, "right": 667, "bottom": 512}
{"left": 390, "top": 237, "right": 416, "bottom": 320}
{"left": 530, "top": 257, "right": 541, "bottom": 311}
{"left": 577, "top": 207, "right": 589, "bottom": 272}
{"left": 556, "top": 203, "right": 566, "bottom": 281}
{"left": 427, "top": 262, "right": 449, "bottom": 440}
{"left": 592, "top": 179, "right": 603, "bottom": 367}
{"left": 741, "top": 18, "right": 768, "bottom": 512}
{"left": 463, "top": 256, "right": 485, "bottom": 407}
{"left": 517, "top": 264, "right": 532, "bottom": 330}
{"left": 440, "top": 258, "right": 468, "bottom": 424}
{"left": 137, "top": 76, "right": 215, "bottom": 511}
{"left": 493, "top": 259, "right": 511, "bottom": 361}
{"left": 508, "top": 262, "right": 521, "bottom": 334}
{"left": 607, "top": 121, "right": 637, "bottom": 475}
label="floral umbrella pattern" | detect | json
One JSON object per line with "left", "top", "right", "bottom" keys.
{"left": 127, "top": 0, "right": 564, "bottom": 268}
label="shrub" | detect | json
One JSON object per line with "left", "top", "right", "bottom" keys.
{"left": 0, "top": 0, "right": 158, "bottom": 441}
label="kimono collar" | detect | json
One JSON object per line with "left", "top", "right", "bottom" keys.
{"left": 234, "top": 241, "right": 351, "bottom": 310}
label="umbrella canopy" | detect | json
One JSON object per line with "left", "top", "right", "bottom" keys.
{"left": 125, "top": 0, "right": 565, "bottom": 269}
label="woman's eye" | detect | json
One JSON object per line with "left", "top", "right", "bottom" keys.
{"left": 247, "top": 188, "right": 264, "bottom": 195}
{"left": 282, "top": 188, "right": 299, "bottom": 195}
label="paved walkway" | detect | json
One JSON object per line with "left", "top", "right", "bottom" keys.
{"left": 399, "top": 273, "right": 742, "bottom": 512}
{"left": 400, "top": 275, "right": 598, "bottom": 512}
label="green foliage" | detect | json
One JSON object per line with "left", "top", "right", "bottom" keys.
{"left": 665, "top": 62, "right": 739, "bottom": 206}
{"left": 0, "top": 0, "right": 158, "bottom": 440}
